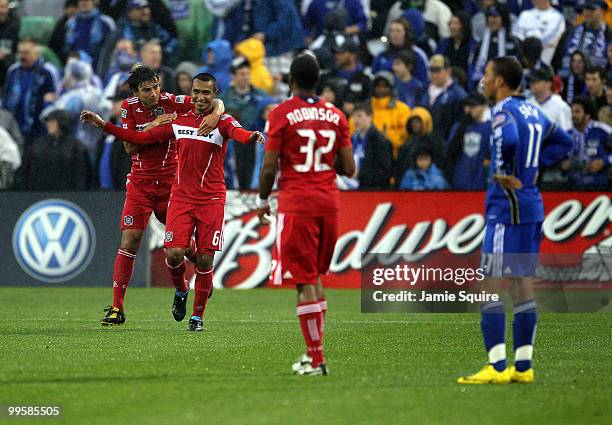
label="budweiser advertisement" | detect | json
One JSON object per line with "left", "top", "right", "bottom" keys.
{"left": 147, "top": 191, "right": 612, "bottom": 289}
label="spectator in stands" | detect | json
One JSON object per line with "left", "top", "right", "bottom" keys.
{"left": 320, "top": 38, "right": 371, "bottom": 116}
{"left": 560, "top": 0, "right": 610, "bottom": 77}
{"left": 437, "top": 12, "right": 476, "bottom": 72}
{"left": 386, "top": 0, "right": 453, "bottom": 41}
{"left": 0, "top": 0, "right": 19, "bottom": 89}
{"left": 18, "top": 110, "right": 91, "bottom": 190}
{"left": 471, "top": 0, "right": 495, "bottom": 42}
{"left": 399, "top": 146, "right": 448, "bottom": 190}
{"left": 42, "top": 56, "right": 111, "bottom": 166}
{"left": 585, "top": 65, "right": 609, "bottom": 114}
{"left": 234, "top": 38, "right": 274, "bottom": 95}
{"left": 528, "top": 68, "right": 573, "bottom": 131}
{"left": 422, "top": 54, "right": 467, "bottom": 141}
{"left": 320, "top": 79, "right": 343, "bottom": 108}
{"left": 98, "top": 0, "right": 177, "bottom": 38}
{"left": 392, "top": 51, "right": 424, "bottom": 108}
{"left": 0, "top": 107, "right": 24, "bottom": 151}
{"left": 249, "top": 97, "right": 277, "bottom": 189}
{"left": 49, "top": 0, "right": 79, "bottom": 64}
{"left": 61, "top": 50, "right": 103, "bottom": 92}
{"left": 370, "top": 70, "right": 412, "bottom": 158}
{"left": 220, "top": 57, "right": 270, "bottom": 189}
{"left": 3, "top": 39, "right": 59, "bottom": 142}
{"left": 469, "top": 3, "right": 520, "bottom": 89}
{"left": 102, "top": 39, "right": 138, "bottom": 98}
{"left": 566, "top": 96, "right": 611, "bottom": 189}
{"left": 520, "top": 37, "right": 554, "bottom": 92}
{"left": 99, "top": 0, "right": 178, "bottom": 74}
{"left": 446, "top": 93, "right": 491, "bottom": 190}
{"left": 513, "top": 0, "right": 565, "bottom": 65}
{"left": 302, "top": 0, "right": 367, "bottom": 41}
{"left": 350, "top": 103, "right": 394, "bottom": 189}
{"left": 599, "top": 80, "right": 612, "bottom": 125}
{"left": 562, "top": 50, "right": 590, "bottom": 104}
{"left": 0, "top": 126, "right": 21, "bottom": 189}
{"left": 63, "top": 0, "right": 116, "bottom": 68}
{"left": 174, "top": 61, "right": 197, "bottom": 96}
{"left": 373, "top": 18, "right": 429, "bottom": 85}
{"left": 197, "top": 39, "right": 233, "bottom": 92}
{"left": 139, "top": 40, "right": 176, "bottom": 93}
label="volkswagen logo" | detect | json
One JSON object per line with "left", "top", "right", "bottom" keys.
{"left": 12, "top": 200, "right": 96, "bottom": 283}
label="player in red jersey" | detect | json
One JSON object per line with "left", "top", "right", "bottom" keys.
{"left": 256, "top": 54, "right": 356, "bottom": 375}
{"left": 99, "top": 66, "right": 225, "bottom": 327}
{"left": 82, "top": 73, "right": 264, "bottom": 331}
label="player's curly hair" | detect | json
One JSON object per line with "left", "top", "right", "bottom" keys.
{"left": 126, "top": 66, "right": 159, "bottom": 93}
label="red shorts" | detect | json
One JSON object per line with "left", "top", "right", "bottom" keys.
{"left": 270, "top": 213, "right": 338, "bottom": 286}
{"left": 121, "top": 175, "right": 173, "bottom": 230}
{"left": 164, "top": 200, "right": 224, "bottom": 254}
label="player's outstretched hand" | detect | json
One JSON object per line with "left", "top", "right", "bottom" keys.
{"left": 250, "top": 131, "right": 265, "bottom": 145}
{"left": 80, "top": 110, "right": 105, "bottom": 129}
{"left": 493, "top": 174, "right": 523, "bottom": 190}
{"left": 256, "top": 205, "right": 271, "bottom": 225}
{"left": 198, "top": 112, "right": 220, "bottom": 136}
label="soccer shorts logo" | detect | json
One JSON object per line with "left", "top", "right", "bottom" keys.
{"left": 123, "top": 215, "right": 133, "bottom": 226}
{"left": 165, "top": 231, "right": 173, "bottom": 242}
{"left": 121, "top": 108, "right": 127, "bottom": 118}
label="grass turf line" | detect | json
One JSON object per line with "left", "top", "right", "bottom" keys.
{"left": 0, "top": 288, "right": 610, "bottom": 425}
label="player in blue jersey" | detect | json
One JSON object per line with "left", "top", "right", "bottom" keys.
{"left": 458, "top": 57, "right": 573, "bottom": 385}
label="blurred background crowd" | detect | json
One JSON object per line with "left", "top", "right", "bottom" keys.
{"left": 0, "top": 0, "right": 610, "bottom": 191}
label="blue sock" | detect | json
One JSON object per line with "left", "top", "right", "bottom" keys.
{"left": 176, "top": 289, "right": 189, "bottom": 297}
{"left": 481, "top": 301, "right": 506, "bottom": 372}
{"left": 513, "top": 300, "right": 537, "bottom": 372}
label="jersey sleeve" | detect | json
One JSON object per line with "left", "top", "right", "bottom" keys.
{"left": 120, "top": 100, "right": 136, "bottom": 130}
{"left": 265, "top": 108, "right": 284, "bottom": 152}
{"left": 103, "top": 121, "right": 173, "bottom": 145}
{"left": 171, "top": 94, "right": 193, "bottom": 113}
{"left": 492, "top": 111, "right": 519, "bottom": 174}
{"left": 540, "top": 122, "right": 573, "bottom": 167}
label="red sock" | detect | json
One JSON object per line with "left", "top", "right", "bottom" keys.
{"left": 166, "top": 258, "right": 188, "bottom": 292}
{"left": 297, "top": 302, "right": 324, "bottom": 368}
{"left": 113, "top": 249, "right": 135, "bottom": 311}
{"left": 192, "top": 267, "right": 213, "bottom": 318}
{"left": 319, "top": 299, "right": 327, "bottom": 338}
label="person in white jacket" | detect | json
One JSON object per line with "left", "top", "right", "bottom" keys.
{"left": 528, "top": 68, "right": 573, "bottom": 131}
{"left": 385, "top": 0, "right": 452, "bottom": 39}
{"left": 513, "top": 0, "right": 565, "bottom": 65}
{"left": 0, "top": 126, "right": 21, "bottom": 189}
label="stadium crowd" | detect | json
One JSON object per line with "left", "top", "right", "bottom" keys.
{"left": 0, "top": 0, "right": 610, "bottom": 191}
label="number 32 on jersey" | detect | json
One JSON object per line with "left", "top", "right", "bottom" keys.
{"left": 294, "top": 129, "right": 336, "bottom": 172}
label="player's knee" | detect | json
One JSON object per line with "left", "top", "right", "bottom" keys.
{"left": 166, "top": 248, "right": 185, "bottom": 266}
{"left": 196, "top": 254, "right": 214, "bottom": 271}
{"left": 120, "top": 230, "right": 143, "bottom": 253}
{"left": 297, "top": 284, "right": 318, "bottom": 303}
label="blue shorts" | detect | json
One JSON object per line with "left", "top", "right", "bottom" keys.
{"left": 481, "top": 222, "right": 543, "bottom": 277}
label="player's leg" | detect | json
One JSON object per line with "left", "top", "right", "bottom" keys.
{"left": 508, "top": 222, "right": 542, "bottom": 383}
{"left": 111, "top": 229, "right": 144, "bottom": 310}
{"left": 458, "top": 222, "right": 510, "bottom": 384}
{"left": 187, "top": 204, "right": 224, "bottom": 331}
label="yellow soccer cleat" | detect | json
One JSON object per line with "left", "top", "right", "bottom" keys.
{"left": 509, "top": 366, "right": 535, "bottom": 383}
{"left": 457, "top": 364, "right": 511, "bottom": 384}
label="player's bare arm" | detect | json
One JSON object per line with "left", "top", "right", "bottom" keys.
{"left": 198, "top": 99, "right": 225, "bottom": 136}
{"left": 256, "top": 150, "right": 279, "bottom": 225}
{"left": 335, "top": 147, "right": 356, "bottom": 177}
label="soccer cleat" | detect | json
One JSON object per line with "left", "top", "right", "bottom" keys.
{"left": 184, "top": 238, "right": 198, "bottom": 264}
{"left": 187, "top": 316, "right": 204, "bottom": 332}
{"left": 509, "top": 366, "right": 535, "bottom": 383}
{"left": 294, "top": 363, "right": 328, "bottom": 376}
{"left": 457, "top": 364, "right": 511, "bottom": 384}
{"left": 100, "top": 306, "right": 126, "bottom": 326}
{"left": 291, "top": 354, "right": 313, "bottom": 372}
{"left": 172, "top": 288, "right": 189, "bottom": 322}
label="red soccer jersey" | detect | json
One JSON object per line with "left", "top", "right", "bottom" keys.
{"left": 120, "top": 92, "right": 193, "bottom": 178}
{"left": 105, "top": 110, "right": 252, "bottom": 205}
{"left": 265, "top": 96, "right": 351, "bottom": 216}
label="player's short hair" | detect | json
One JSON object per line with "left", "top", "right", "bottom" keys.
{"left": 490, "top": 56, "right": 523, "bottom": 91}
{"left": 192, "top": 72, "right": 219, "bottom": 93}
{"left": 571, "top": 95, "right": 596, "bottom": 118}
{"left": 585, "top": 65, "right": 606, "bottom": 81}
{"left": 290, "top": 54, "right": 320, "bottom": 91}
{"left": 126, "top": 65, "right": 159, "bottom": 92}
{"left": 353, "top": 102, "right": 372, "bottom": 116}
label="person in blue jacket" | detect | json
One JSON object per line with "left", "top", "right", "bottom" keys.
{"left": 399, "top": 146, "right": 449, "bottom": 190}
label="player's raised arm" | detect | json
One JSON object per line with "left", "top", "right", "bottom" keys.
{"left": 80, "top": 110, "right": 173, "bottom": 145}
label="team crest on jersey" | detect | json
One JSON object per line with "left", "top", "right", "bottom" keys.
{"left": 121, "top": 108, "right": 127, "bottom": 119}
{"left": 123, "top": 215, "right": 133, "bottom": 226}
{"left": 165, "top": 231, "right": 173, "bottom": 242}
{"left": 153, "top": 107, "right": 166, "bottom": 116}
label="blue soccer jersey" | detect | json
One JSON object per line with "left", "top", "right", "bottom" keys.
{"left": 486, "top": 96, "right": 573, "bottom": 226}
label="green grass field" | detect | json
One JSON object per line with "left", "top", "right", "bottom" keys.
{"left": 0, "top": 288, "right": 610, "bottom": 425}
